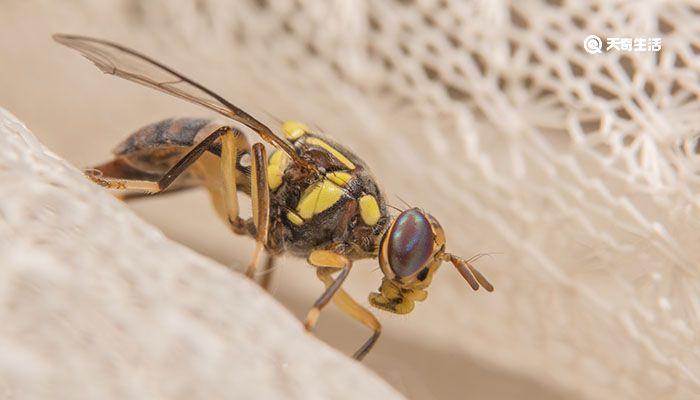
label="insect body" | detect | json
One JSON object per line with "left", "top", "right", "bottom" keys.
{"left": 54, "top": 34, "right": 494, "bottom": 360}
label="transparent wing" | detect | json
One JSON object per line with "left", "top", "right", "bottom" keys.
{"left": 53, "top": 34, "right": 311, "bottom": 170}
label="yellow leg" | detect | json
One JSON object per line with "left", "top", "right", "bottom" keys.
{"left": 90, "top": 127, "right": 274, "bottom": 283}
{"left": 87, "top": 126, "right": 247, "bottom": 232}
{"left": 89, "top": 126, "right": 227, "bottom": 192}
{"left": 257, "top": 253, "right": 276, "bottom": 291}
{"left": 305, "top": 250, "right": 382, "bottom": 360}
{"left": 245, "top": 143, "right": 270, "bottom": 278}
{"left": 220, "top": 127, "right": 240, "bottom": 227}
{"left": 90, "top": 126, "right": 250, "bottom": 235}
{"left": 86, "top": 170, "right": 160, "bottom": 192}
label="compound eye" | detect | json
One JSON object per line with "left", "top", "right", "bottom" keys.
{"left": 387, "top": 208, "right": 436, "bottom": 278}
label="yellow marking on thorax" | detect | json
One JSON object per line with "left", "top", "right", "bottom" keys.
{"left": 296, "top": 179, "right": 344, "bottom": 219}
{"left": 287, "top": 210, "right": 304, "bottom": 225}
{"left": 267, "top": 149, "right": 290, "bottom": 190}
{"left": 359, "top": 195, "right": 381, "bottom": 225}
{"left": 282, "top": 120, "right": 309, "bottom": 140}
{"left": 325, "top": 171, "right": 352, "bottom": 187}
{"left": 305, "top": 137, "right": 356, "bottom": 170}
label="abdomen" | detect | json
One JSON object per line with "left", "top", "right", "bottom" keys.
{"left": 91, "top": 118, "right": 245, "bottom": 194}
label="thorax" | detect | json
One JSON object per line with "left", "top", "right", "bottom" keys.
{"left": 265, "top": 131, "right": 390, "bottom": 259}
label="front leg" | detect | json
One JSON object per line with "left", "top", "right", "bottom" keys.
{"left": 305, "top": 250, "right": 382, "bottom": 360}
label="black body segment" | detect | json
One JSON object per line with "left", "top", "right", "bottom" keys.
{"left": 114, "top": 118, "right": 211, "bottom": 156}
{"left": 265, "top": 133, "right": 391, "bottom": 259}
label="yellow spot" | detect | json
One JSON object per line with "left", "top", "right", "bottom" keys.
{"left": 296, "top": 180, "right": 344, "bottom": 219}
{"left": 325, "top": 171, "right": 352, "bottom": 187}
{"left": 269, "top": 149, "right": 288, "bottom": 166}
{"left": 281, "top": 120, "right": 309, "bottom": 140}
{"left": 359, "top": 195, "right": 380, "bottom": 226}
{"left": 305, "top": 137, "right": 356, "bottom": 170}
{"left": 267, "top": 166, "right": 283, "bottom": 190}
{"left": 267, "top": 150, "right": 290, "bottom": 190}
{"left": 287, "top": 210, "right": 304, "bottom": 226}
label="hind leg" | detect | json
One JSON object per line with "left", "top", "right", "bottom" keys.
{"left": 89, "top": 125, "right": 247, "bottom": 233}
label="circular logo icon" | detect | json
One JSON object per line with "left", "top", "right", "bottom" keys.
{"left": 583, "top": 35, "right": 603, "bottom": 54}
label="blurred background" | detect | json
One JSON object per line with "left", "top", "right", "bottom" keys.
{"left": 3, "top": 1, "right": 700, "bottom": 399}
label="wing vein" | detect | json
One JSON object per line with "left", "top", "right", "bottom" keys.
{"left": 53, "top": 33, "right": 313, "bottom": 171}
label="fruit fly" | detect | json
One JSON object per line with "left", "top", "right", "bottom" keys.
{"left": 53, "top": 34, "right": 494, "bottom": 360}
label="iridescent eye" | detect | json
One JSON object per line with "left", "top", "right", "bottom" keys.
{"left": 387, "top": 208, "right": 435, "bottom": 278}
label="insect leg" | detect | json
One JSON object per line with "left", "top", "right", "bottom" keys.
{"left": 88, "top": 125, "right": 230, "bottom": 193}
{"left": 318, "top": 269, "right": 382, "bottom": 360}
{"left": 87, "top": 126, "right": 248, "bottom": 232}
{"left": 116, "top": 186, "right": 194, "bottom": 201}
{"left": 245, "top": 143, "right": 270, "bottom": 279}
{"left": 305, "top": 250, "right": 382, "bottom": 360}
{"left": 257, "top": 253, "right": 276, "bottom": 291}
{"left": 220, "top": 128, "right": 242, "bottom": 229}
{"left": 304, "top": 250, "right": 352, "bottom": 331}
